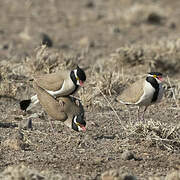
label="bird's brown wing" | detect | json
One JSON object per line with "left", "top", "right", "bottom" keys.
{"left": 58, "top": 97, "right": 83, "bottom": 117}
{"left": 117, "top": 79, "right": 145, "bottom": 104}
{"left": 33, "top": 82, "right": 67, "bottom": 121}
{"left": 33, "top": 71, "right": 69, "bottom": 91}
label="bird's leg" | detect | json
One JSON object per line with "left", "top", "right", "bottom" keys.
{"left": 49, "top": 119, "right": 55, "bottom": 134}
{"left": 137, "top": 106, "right": 141, "bottom": 121}
{"left": 142, "top": 106, "right": 148, "bottom": 121}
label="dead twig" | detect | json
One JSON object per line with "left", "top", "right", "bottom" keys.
{"left": 96, "top": 87, "right": 126, "bottom": 130}
{"left": 167, "top": 75, "right": 179, "bottom": 108}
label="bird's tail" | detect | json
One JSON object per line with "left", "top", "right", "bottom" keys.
{"left": 20, "top": 95, "right": 39, "bottom": 111}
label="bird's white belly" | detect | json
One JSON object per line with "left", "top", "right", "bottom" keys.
{"left": 136, "top": 81, "right": 155, "bottom": 106}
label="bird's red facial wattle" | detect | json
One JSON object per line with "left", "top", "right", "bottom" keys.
{"left": 157, "top": 76, "right": 163, "bottom": 81}
{"left": 80, "top": 124, "right": 86, "bottom": 132}
{"left": 79, "top": 80, "right": 84, "bottom": 86}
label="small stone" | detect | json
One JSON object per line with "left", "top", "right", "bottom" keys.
{"left": 85, "top": 1, "right": 94, "bottom": 8}
{"left": 121, "top": 150, "right": 135, "bottom": 160}
{"left": 101, "top": 169, "right": 137, "bottom": 180}
{"left": 113, "top": 27, "right": 121, "bottom": 33}
{"left": 40, "top": 33, "right": 53, "bottom": 47}
{"left": 0, "top": 29, "right": 4, "bottom": 34}
{"left": 75, "top": 164, "right": 81, "bottom": 170}
{"left": 89, "top": 41, "right": 95, "bottom": 48}
{"left": 19, "top": 118, "right": 32, "bottom": 130}
{"left": 146, "top": 13, "right": 163, "bottom": 25}
{"left": 169, "top": 22, "right": 176, "bottom": 29}
{"left": 2, "top": 44, "right": 9, "bottom": 50}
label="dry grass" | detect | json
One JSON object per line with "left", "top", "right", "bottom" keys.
{"left": 121, "top": 3, "right": 168, "bottom": 24}
{"left": 110, "top": 38, "right": 180, "bottom": 76}
{"left": 0, "top": 65, "right": 18, "bottom": 97}
{"left": 12, "top": 41, "right": 180, "bottom": 109}
{"left": 24, "top": 45, "right": 84, "bottom": 76}
{"left": 0, "top": 40, "right": 180, "bottom": 155}
{"left": 166, "top": 75, "right": 180, "bottom": 108}
{"left": 0, "top": 0, "right": 180, "bottom": 179}
{"left": 124, "top": 120, "right": 180, "bottom": 151}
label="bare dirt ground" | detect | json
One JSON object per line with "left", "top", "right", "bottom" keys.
{"left": 0, "top": 0, "right": 180, "bottom": 179}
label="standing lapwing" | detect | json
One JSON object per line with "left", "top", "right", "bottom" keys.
{"left": 117, "top": 72, "right": 164, "bottom": 121}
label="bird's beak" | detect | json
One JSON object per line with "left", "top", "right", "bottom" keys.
{"left": 79, "top": 80, "right": 84, "bottom": 86}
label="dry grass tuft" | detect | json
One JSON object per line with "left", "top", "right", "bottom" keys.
{"left": 125, "top": 120, "right": 180, "bottom": 151}
{"left": 111, "top": 46, "right": 145, "bottom": 67}
{"left": 122, "top": 3, "right": 167, "bottom": 25}
{"left": 25, "top": 45, "right": 82, "bottom": 76}
{"left": 166, "top": 76, "right": 179, "bottom": 108}
{"left": 78, "top": 69, "right": 127, "bottom": 111}
{"left": 0, "top": 65, "right": 18, "bottom": 97}
{"left": 110, "top": 39, "right": 180, "bottom": 75}
{"left": 95, "top": 71, "right": 124, "bottom": 96}
{"left": 163, "top": 78, "right": 180, "bottom": 108}
{"left": 25, "top": 45, "right": 62, "bottom": 74}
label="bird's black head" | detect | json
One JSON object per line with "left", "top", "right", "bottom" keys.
{"left": 70, "top": 66, "right": 86, "bottom": 87}
{"left": 147, "top": 72, "right": 163, "bottom": 82}
{"left": 72, "top": 114, "right": 86, "bottom": 132}
{"left": 77, "top": 66, "right": 86, "bottom": 82}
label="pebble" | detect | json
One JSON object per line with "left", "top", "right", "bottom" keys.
{"left": 19, "top": 118, "right": 32, "bottom": 130}
{"left": 101, "top": 169, "right": 137, "bottom": 180}
{"left": 121, "top": 150, "right": 135, "bottom": 160}
{"left": 40, "top": 33, "right": 53, "bottom": 47}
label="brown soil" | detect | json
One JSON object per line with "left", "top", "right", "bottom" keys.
{"left": 0, "top": 0, "right": 180, "bottom": 179}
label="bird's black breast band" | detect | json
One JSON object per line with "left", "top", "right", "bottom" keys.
{"left": 146, "top": 76, "right": 159, "bottom": 102}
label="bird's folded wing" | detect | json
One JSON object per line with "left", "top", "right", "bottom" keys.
{"left": 117, "top": 79, "right": 145, "bottom": 104}
{"left": 33, "top": 82, "right": 67, "bottom": 121}
{"left": 33, "top": 71, "right": 69, "bottom": 91}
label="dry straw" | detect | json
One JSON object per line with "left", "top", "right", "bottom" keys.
{"left": 167, "top": 75, "right": 179, "bottom": 108}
